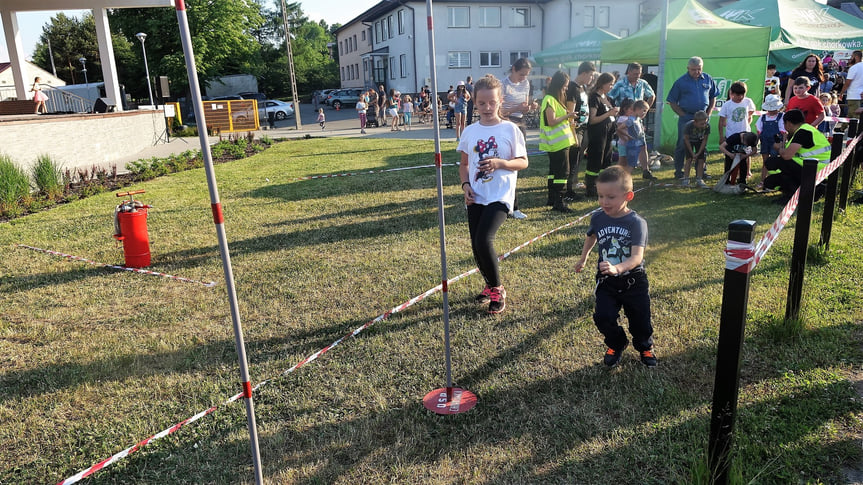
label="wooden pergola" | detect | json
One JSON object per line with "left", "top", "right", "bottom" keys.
{"left": 0, "top": 0, "right": 174, "bottom": 110}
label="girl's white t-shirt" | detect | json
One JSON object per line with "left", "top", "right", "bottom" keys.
{"left": 457, "top": 120, "right": 527, "bottom": 212}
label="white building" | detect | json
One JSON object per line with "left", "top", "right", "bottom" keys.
{"left": 335, "top": 0, "right": 733, "bottom": 94}
{"left": 0, "top": 61, "right": 66, "bottom": 101}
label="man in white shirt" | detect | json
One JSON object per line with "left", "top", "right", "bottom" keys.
{"left": 840, "top": 50, "right": 863, "bottom": 115}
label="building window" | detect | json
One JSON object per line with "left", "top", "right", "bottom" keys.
{"left": 388, "top": 15, "right": 394, "bottom": 38}
{"left": 584, "top": 6, "right": 594, "bottom": 28}
{"left": 362, "top": 30, "right": 366, "bottom": 41}
{"left": 398, "top": 10, "right": 405, "bottom": 34}
{"left": 375, "top": 21, "right": 382, "bottom": 43}
{"left": 479, "top": 7, "right": 500, "bottom": 27}
{"left": 400, "top": 54, "right": 407, "bottom": 77}
{"left": 479, "top": 51, "right": 501, "bottom": 68}
{"left": 512, "top": 7, "right": 529, "bottom": 27}
{"left": 448, "top": 51, "right": 471, "bottom": 68}
{"left": 341, "top": 67, "right": 345, "bottom": 81}
{"left": 382, "top": 18, "right": 389, "bottom": 40}
{"left": 353, "top": 35, "right": 357, "bottom": 51}
{"left": 598, "top": 6, "right": 610, "bottom": 28}
{"left": 390, "top": 57, "right": 396, "bottom": 79}
{"left": 356, "top": 63, "right": 360, "bottom": 80}
{"left": 448, "top": 7, "right": 469, "bottom": 27}
{"left": 510, "top": 51, "right": 530, "bottom": 67}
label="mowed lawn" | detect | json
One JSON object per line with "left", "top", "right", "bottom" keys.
{"left": 1, "top": 137, "right": 863, "bottom": 484}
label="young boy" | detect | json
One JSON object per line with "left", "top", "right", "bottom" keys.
{"left": 575, "top": 166, "right": 656, "bottom": 368}
{"left": 682, "top": 110, "right": 710, "bottom": 188}
{"left": 786, "top": 76, "right": 825, "bottom": 127}
{"left": 624, "top": 100, "right": 656, "bottom": 180}
{"left": 765, "top": 64, "right": 780, "bottom": 97}
{"left": 756, "top": 95, "right": 785, "bottom": 189}
{"left": 718, "top": 81, "right": 756, "bottom": 145}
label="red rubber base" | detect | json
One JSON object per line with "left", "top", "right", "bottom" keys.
{"left": 422, "top": 387, "right": 477, "bottom": 415}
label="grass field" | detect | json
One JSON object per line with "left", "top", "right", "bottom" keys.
{"left": 1, "top": 138, "right": 862, "bottom": 484}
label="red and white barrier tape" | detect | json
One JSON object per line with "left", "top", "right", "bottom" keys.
{"left": 725, "top": 240, "right": 756, "bottom": 273}
{"left": 54, "top": 205, "right": 602, "bottom": 485}
{"left": 288, "top": 163, "right": 458, "bottom": 182}
{"left": 747, "top": 133, "right": 861, "bottom": 270}
{"left": 750, "top": 110, "right": 858, "bottom": 123}
{"left": 16, "top": 245, "right": 217, "bottom": 287}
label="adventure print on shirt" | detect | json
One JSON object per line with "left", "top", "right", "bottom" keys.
{"left": 474, "top": 136, "right": 498, "bottom": 183}
{"left": 596, "top": 226, "right": 632, "bottom": 266}
{"left": 587, "top": 211, "right": 648, "bottom": 274}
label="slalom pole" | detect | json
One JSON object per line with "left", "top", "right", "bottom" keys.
{"left": 174, "top": 1, "right": 264, "bottom": 483}
{"left": 421, "top": 0, "right": 477, "bottom": 415}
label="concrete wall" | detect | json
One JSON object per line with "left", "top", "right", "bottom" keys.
{"left": 0, "top": 110, "right": 164, "bottom": 173}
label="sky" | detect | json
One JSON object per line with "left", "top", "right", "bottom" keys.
{"left": 0, "top": 0, "right": 372, "bottom": 63}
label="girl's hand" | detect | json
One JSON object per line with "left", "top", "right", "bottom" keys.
{"left": 574, "top": 259, "right": 586, "bottom": 273}
{"left": 478, "top": 157, "right": 496, "bottom": 175}
{"left": 463, "top": 185, "right": 476, "bottom": 205}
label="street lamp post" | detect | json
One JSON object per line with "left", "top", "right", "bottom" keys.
{"left": 79, "top": 57, "right": 91, "bottom": 109}
{"left": 136, "top": 32, "right": 155, "bottom": 106}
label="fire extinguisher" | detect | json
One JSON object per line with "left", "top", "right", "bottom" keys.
{"left": 113, "top": 190, "right": 151, "bottom": 268}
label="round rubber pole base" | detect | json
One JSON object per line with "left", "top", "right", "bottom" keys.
{"left": 422, "top": 387, "right": 477, "bottom": 415}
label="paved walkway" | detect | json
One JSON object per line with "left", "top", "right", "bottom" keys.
{"left": 117, "top": 102, "right": 539, "bottom": 170}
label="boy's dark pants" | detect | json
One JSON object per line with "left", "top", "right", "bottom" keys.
{"left": 594, "top": 271, "right": 654, "bottom": 352}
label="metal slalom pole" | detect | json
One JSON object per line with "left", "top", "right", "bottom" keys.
{"left": 421, "top": 0, "right": 476, "bottom": 415}
{"left": 174, "top": 1, "right": 264, "bottom": 482}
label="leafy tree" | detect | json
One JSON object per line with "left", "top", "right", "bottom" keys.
{"left": 32, "top": 13, "right": 103, "bottom": 85}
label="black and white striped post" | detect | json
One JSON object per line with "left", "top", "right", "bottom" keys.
{"left": 709, "top": 220, "right": 755, "bottom": 484}
{"left": 174, "top": 1, "right": 263, "bottom": 482}
{"left": 785, "top": 159, "right": 819, "bottom": 322}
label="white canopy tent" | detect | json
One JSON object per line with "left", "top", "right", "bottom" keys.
{"left": 0, "top": 0, "right": 174, "bottom": 110}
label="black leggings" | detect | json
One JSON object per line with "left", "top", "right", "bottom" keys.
{"left": 585, "top": 123, "right": 613, "bottom": 192}
{"left": 467, "top": 202, "right": 509, "bottom": 288}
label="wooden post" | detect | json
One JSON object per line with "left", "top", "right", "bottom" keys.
{"left": 708, "top": 220, "right": 756, "bottom": 484}
{"left": 785, "top": 159, "right": 818, "bottom": 322}
{"left": 838, "top": 119, "right": 857, "bottom": 211}
{"left": 820, "top": 133, "right": 844, "bottom": 250}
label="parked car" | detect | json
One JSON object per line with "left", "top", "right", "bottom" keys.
{"left": 327, "top": 88, "right": 363, "bottom": 110}
{"left": 258, "top": 100, "right": 294, "bottom": 120}
{"left": 316, "top": 89, "right": 338, "bottom": 105}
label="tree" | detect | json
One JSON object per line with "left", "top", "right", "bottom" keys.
{"left": 108, "top": 0, "right": 265, "bottom": 97}
{"left": 32, "top": 13, "right": 105, "bottom": 85}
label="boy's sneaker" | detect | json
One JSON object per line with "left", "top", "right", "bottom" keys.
{"left": 603, "top": 347, "right": 624, "bottom": 367}
{"left": 475, "top": 285, "right": 492, "bottom": 304}
{"left": 696, "top": 178, "right": 708, "bottom": 188}
{"left": 680, "top": 178, "right": 690, "bottom": 187}
{"left": 510, "top": 210, "right": 528, "bottom": 219}
{"left": 487, "top": 286, "right": 506, "bottom": 314}
{"left": 640, "top": 349, "right": 658, "bottom": 367}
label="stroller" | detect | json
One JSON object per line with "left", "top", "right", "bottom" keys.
{"left": 366, "top": 105, "right": 380, "bottom": 128}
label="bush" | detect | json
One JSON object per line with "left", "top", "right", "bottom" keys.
{"left": 0, "top": 154, "right": 30, "bottom": 215}
{"left": 31, "top": 154, "right": 64, "bottom": 199}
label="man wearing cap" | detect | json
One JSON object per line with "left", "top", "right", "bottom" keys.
{"left": 667, "top": 57, "right": 718, "bottom": 180}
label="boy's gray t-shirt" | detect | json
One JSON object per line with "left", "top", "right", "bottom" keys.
{"left": 587, "top": 210, "right": 648, "bottom": 274}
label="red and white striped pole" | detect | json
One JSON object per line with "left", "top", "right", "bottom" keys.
{"left": 174, "top": 1, "right": 264, "bottom": 482}
{"left": 421, "top": 0, "right": 477, "bottom": 415}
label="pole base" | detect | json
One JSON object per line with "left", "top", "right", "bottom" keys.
{"left": 423, "top": 387, "right": 477, "bottom": 415}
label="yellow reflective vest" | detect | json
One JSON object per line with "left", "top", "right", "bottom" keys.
{"left": 539, "top": 95, "right": 576, "bottom": 152}
{"left": 788, "top": 123, "right": 831, "bottom": 167}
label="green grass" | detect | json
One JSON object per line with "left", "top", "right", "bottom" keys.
{"left": 31, "top": 154, "right": 64, "bottom": 200}
{"left": 0, "top": 153, "right": 31, "bottom": 217}
{"left": 1, "top": 138, "right": 862, "bottom": 484}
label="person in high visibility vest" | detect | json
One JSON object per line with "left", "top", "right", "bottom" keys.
{"left": 763, "top": 108, "right": 831, "bottom": 205}
{"left": 539, "top": 70, "right": 578, "bottom": 212}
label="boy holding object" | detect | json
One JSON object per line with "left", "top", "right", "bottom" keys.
{"left": 575, "top": 166, "right": 656, "bottom": 368}
{"left": 682, "top": 110, "right": 710, "bottom": 187}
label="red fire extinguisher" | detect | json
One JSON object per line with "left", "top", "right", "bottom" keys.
{"left": 113, "top": 190, "right": 151, "bottom": 268}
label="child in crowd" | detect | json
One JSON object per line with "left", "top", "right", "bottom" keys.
{"left": 718, "top": 81, "right": 756, "bottom": 144}
{"left": 756, "top": 95, "right": 785, "bottom": 189}
{"left": 402, "top": 94, "right": 414, "bottom": 131}
{"left": 458, "top": 74, "right": 528, "bottom": 314}
{"left": 356, "top": 96, "right": 367, "bottom": 134}
{"left": 624, "top": 100, "right": 654, "bottom": 180}
{"left": 615, "top": 98, "right": 634, "bottom": 170}
{"left": 765, "top": 64, "right": 781, "bottom": 97}
{"left": 682, "top": 110, "right": 710, "bottom": 188}
{"left": 575, "top": 166, "right": 656, "bottom": 368}
{"left": 787, "top": 77, "right": 825, "bottom": 127}
{"left": 719, "top": 131, "right": 759, "bottom": 186}
{"left": 817, "top": 92, "right": 840, "bottom": 135}
{"left": 317, "top": 108, "right": 325, "bottom": 130}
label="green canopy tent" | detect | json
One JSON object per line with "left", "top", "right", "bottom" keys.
{"left": 601, "top": 0, "right": 771, "bottom": 150}
{"left": 533, "top": 28, "right": 620, "bottom": 68}
{"left": 715, "top": 0, "right": 863, "bottom": 72}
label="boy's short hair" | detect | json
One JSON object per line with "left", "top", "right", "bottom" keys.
{"left": 729, "top": 81, "right": 747, "bottom": 95}
{"left": 597, "top": 166, "right": 633, "bottom": 193}
{"left": 578, "top": 61, "right": 596, "bottom": 75}
{"left": 633, "top": 100, "right": 649, "bottom": 111}
{"left": 784, "top": 108, "right": 805, "bottom": 125}
{"left": 693, "top": 110, "right": 708, "bottom": 121}
{"left": 794, "top": 76, "right": 811, "bottom": 86}
{"left": 767, "top": 64, "right": 777, "bottom": 70}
